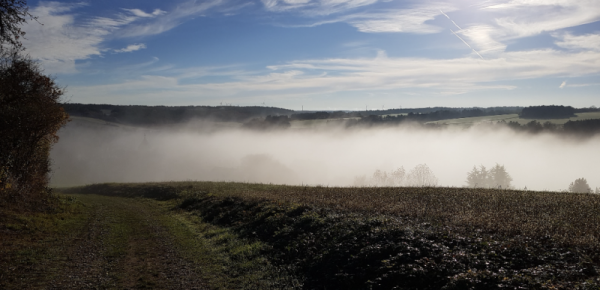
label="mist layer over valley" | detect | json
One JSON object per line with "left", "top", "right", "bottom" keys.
{"left": 50, "top": 117, "right": 600, "bottom": 192}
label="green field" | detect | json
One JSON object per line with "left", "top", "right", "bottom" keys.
{"left": 69, "top": 115, "right": 243, "bottom": 131}
{"left": 426, "top": 112, "right": 600, "bottom": 127}
{"left": 289, "top": 117, "right": 360, "bottom": 129}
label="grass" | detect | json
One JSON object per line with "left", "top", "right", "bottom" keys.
{"left": 150, "top": 198, "right": 300, "bottom": 289}
{"left": 289, "top": 118, "right": 360, "bottom": 129}
{"left": 59, "top": 181, "right": 600, "bottom": 289}
{"left": 426, "top": 112, "right": 600, "bottom": 127}
{"left": 0, "top": 195, "right": 88, "bottom": 289}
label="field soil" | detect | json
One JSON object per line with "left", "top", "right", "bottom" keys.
{"left": 0, "top": 194, "right": 208, "bottom": 290}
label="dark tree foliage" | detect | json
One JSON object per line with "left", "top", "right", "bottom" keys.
{"left": 0, "top": 51, "right": 69, "bottom": 206}
{"left": 520, "top": 105, "right": 575, "bottom": 119}
{"left": 243, "top": 115, "right": 291, "bottom": 130}
{"left": 574, "top": 106, "right": 600, "bottom": 113}
{"left": 62, "top": 103, "right": 294, "bottom": 125}
{"left": 503, "top": 119, "right": 600, "bottom": 135}
{"left": 0, "top": 0, "right": 33, "bottom": 51}
{"left": 290, "top": 111, "right": 362, "bottom": 120}
{"left": 502, "top": 120, "right": 559, "bottom": 134}
{"left": 563, "top": 119, "right": 600, "bottom": 135}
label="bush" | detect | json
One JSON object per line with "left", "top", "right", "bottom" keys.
{"left": 0, "top": 51, "right": 69, "bottom": 207}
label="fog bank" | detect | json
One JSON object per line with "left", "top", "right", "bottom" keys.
{"left": 50, "top": 120, "right": 600, "bottom": 191}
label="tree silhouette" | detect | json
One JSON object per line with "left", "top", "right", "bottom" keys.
{"left": 568, "top": 178, "right": 592, "bottom": 193}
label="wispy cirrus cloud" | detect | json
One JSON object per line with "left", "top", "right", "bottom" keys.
{"left": 286, "top": 5, "right": 456, "bottom": 34}
{"left": 123, "top": 8, "right": 166, "bottom": 18}
{"left": 117, "top": 0, "right": 225, "bottom": 38}
{"left": 554, "top": 32, "right": 600, "bottom": 51}
{"left": 261, "top": 0, "right": 378, "bottom": 15}
{"left": 68, "top": 48, "right": 600, "bottom": 105}
{"left": 21, "top": 2, "right": 167, "bottom": 73}
{"left": 20, "top": 2, "right": 102, "bottom": 73}
{"left": 486, "top": 0, "right": 600, "bottom": 38}
{"left": 115, "top": 43, "right": 147, "bottom": 53}
{"left": 344, "top": 8, "right": 451, "bottom": 34}
{"left": 434, "top": 0, "right": 600, "bottom": 58}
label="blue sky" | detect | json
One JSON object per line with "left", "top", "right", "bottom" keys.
{"left": 21, "top": 0, "right": 600, "bottom": 110}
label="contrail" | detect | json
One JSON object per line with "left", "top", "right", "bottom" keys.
{"left": 441, "top": 10, "right": 484, "bottom": 60}
{"left": 450, "top": 29, "right": 484, "bottom": 60}
{"left": 440, "top": 10, "right": 462, "bottom": 30}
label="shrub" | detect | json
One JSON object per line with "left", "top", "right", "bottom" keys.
{"left": 0, "top": 51, "right": 69, "bottom": 207}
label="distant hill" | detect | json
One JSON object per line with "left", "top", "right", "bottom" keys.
{"left": 62, "top": 103, "right": 294, "bottom": 126}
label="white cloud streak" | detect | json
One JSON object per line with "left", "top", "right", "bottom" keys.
{"left": 486, "top": 0, "right": 600, "bottom": 38}
{"left": 115, "top": 43, "right": 147, "bottom": 53}
{"left": 262, "top": 0, "right": 378, "bottom": 15}
{"left": 290, "top": 6, "right": 456, "bottom": 34}
{"left": 346, "top": 8, "right": 447, "bottom": 33}
{"left": 68, "top": 49, "right": 600, "bottom": 104}
{"left": 21, "top": 2, "right": 166, "bottom": 73}
{"left": 430, "top": 0, "right": 600, "bottom": 58}
{"left": 559, "top": 81, "right": 567, "bottom": 88}
{"left": 117, "top": 0, "right": 225, "bottom": 38}
{"left": 20, "top": 2, "right": 103, "bottom": 73}
{"left": 554, "top": 32, "right": 600, "bottom": 51}
{"left": 123, "top": 8, "right": 167, "bottom": 18}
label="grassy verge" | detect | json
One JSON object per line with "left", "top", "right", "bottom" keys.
{"left": 0, "top": 195, "right": 87, "bottom": 289}
{"left": 152, "top": 200, "right": 300, "bottom": 289}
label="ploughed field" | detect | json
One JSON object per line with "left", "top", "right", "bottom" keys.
{"left": 54, "top": 182, "right": 600, "bottom": 289}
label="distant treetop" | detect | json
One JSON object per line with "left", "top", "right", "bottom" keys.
{"left": 520, "top": 105, "right": 575, "bottom": 119}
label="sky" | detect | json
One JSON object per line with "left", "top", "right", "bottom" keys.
{"left": 21, "top": 0, "right": 600, "bottom": 110}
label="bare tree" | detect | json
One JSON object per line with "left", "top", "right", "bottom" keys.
{"left": 465, "top": 164, "right": 512, "bottom": 189}
{"left": 390, "top": 167, "right": 406, "bottom": 186}
{"left": 0, "top": 0, "right": 34, "bottom": 51}
{"left": 406, "top": 164, "right": 438, "bottom": 187}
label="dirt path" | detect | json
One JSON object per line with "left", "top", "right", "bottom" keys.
{"left": 1, "top": 195, "right": 209, "bottom": 290}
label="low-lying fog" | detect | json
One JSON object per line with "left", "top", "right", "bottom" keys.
{"left": 50, "top": 119, "right": 600, "bottom": 192}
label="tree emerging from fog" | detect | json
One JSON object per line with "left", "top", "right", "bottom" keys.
{"left": 466, "top": 164, "right": 512, "bottom": 189}
{"left": 569, "top": 178, "right": 592, "bottom": 194}
{"left": 355, "top": 164, "right": 437, "bottom": 187}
